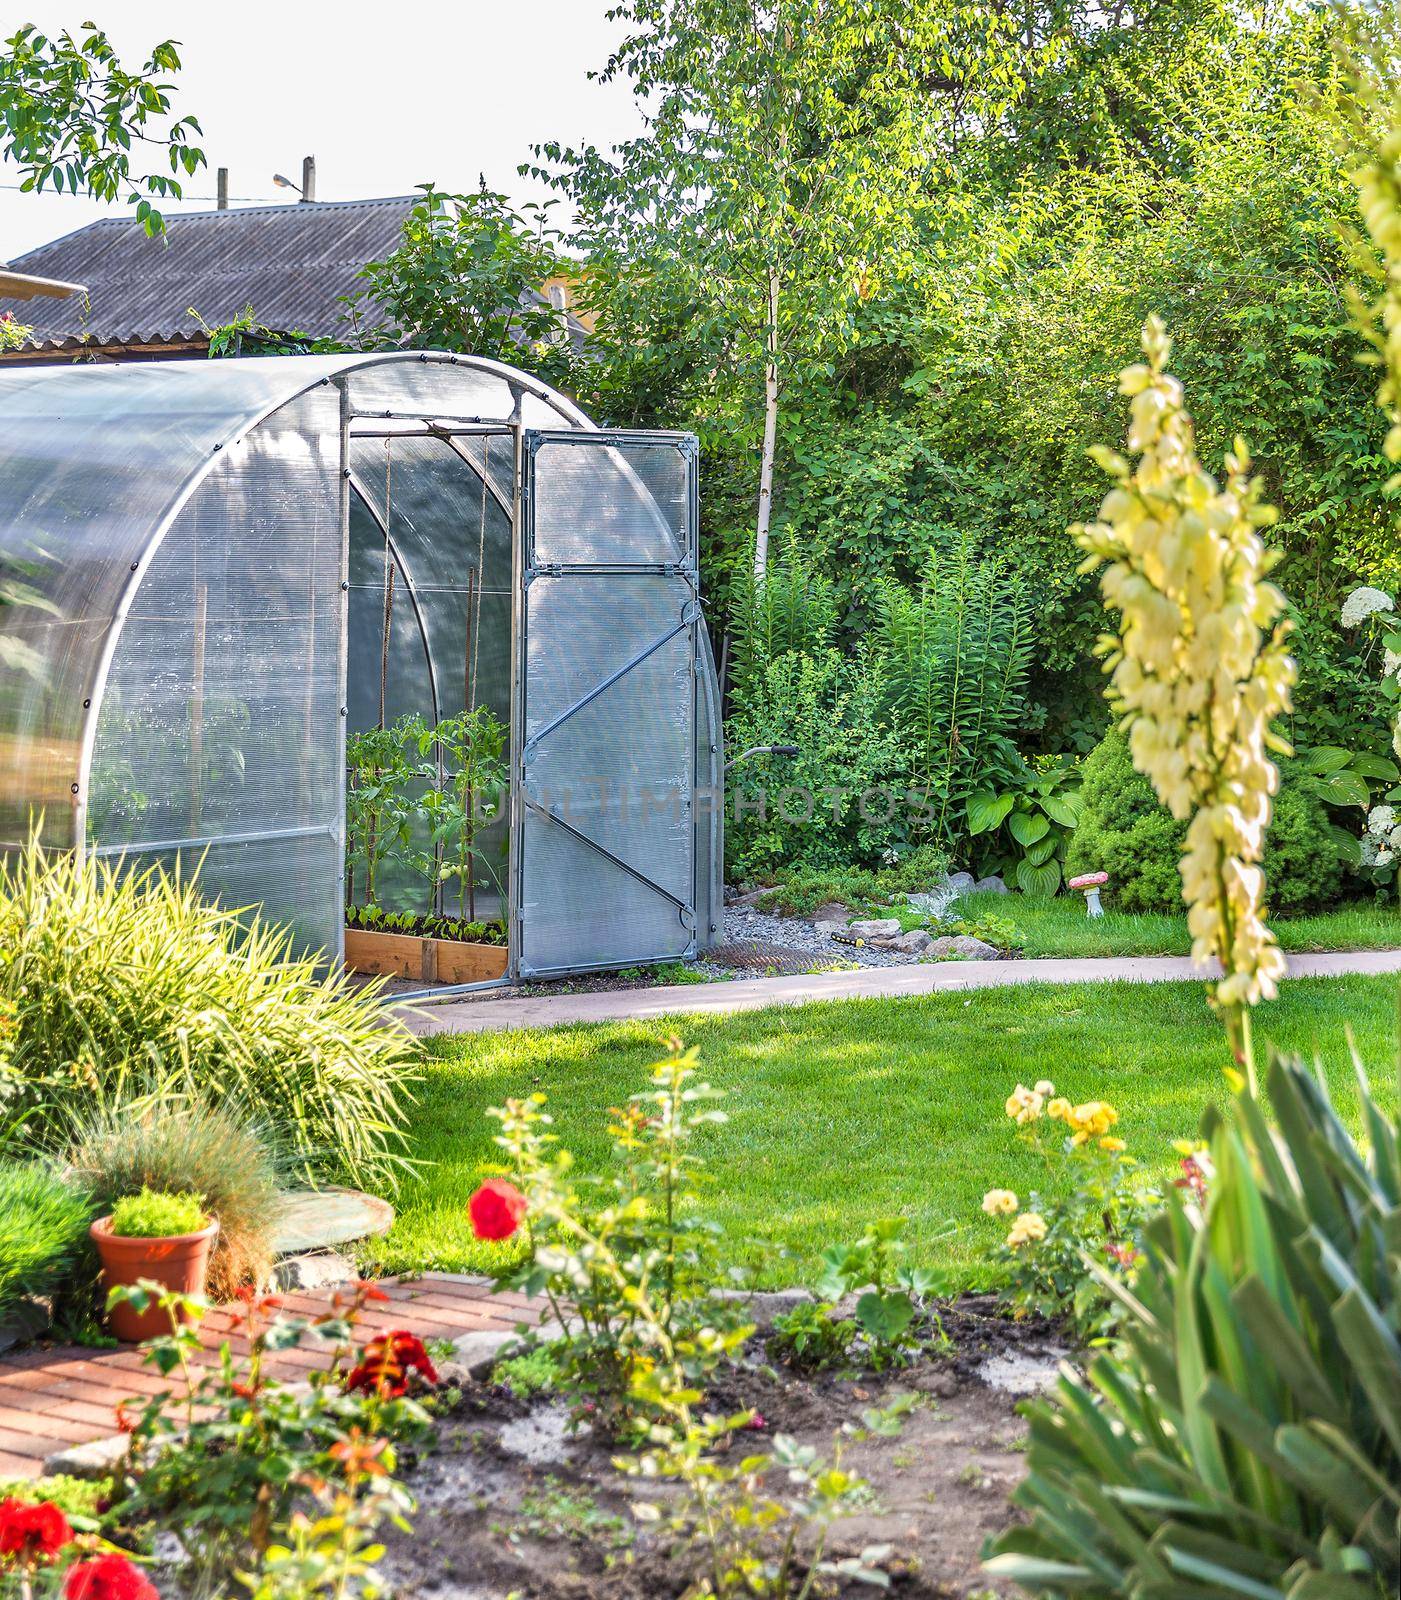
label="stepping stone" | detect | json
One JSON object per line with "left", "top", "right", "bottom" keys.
{"left": 272, "top": 1188, "right": 394, "bottom": 1256}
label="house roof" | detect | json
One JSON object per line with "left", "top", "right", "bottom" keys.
{"left": 0, "top": 195, "right": 418, "bottom": 354}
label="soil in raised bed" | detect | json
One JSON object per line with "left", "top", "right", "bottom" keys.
{"left": 380, "top": 1295, "right": 1060, "bottom": 1599}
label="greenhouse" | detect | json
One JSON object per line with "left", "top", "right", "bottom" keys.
{"left": 0, "top": 352, "right": 722, "bottom": 987}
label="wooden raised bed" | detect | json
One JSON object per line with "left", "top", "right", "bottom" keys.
{"left": 343, "top": 928, "right": 508, "bottom": 985}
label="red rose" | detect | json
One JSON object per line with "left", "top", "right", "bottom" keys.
{"left": 345, "top": 1329, "right": 439, "bottom": 1397}
{"left": 468, "top": 1178, "right": 527, "bottom": 1241}
{"left": 64, "top": 1554, "right": 159, "bottom": 1600}
{"left": 0, "top": 1497, "right": 73, "bottom": 1563}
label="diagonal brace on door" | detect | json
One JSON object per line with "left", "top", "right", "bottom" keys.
{"left": 523, "top": 796, "right": 695, "bottom": 923}
{"left": 521, "top": 604, "right": 698, "bottom": 761}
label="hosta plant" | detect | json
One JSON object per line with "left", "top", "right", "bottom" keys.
{"left": 967, "top": 754, "right": 1084, "bottom": 899}
{"left": 986, "top": 1051, "right": 1400, "bottom": 1599}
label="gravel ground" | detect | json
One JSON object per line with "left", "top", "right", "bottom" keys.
{"left": 708, "top": 904, "right": 921, "bottom": 969}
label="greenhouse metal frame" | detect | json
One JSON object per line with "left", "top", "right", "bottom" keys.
{"left": 0, "top": 351, "right": 723, "bottom": 990}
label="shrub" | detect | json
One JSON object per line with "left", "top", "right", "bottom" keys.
{"left": 0, "top": 840, "right": 419, "bottom": 1189}
{"left": 983, "top": 1078, "right": 1156, "bottom": 1339}
{"left": 986, "top": 1053, "right": 1400, "bottom": 1598}
{"left": 108, "top": 1189, "right": 208, "bottom": 1239}
{"left": 724, "top": 648, "right": 909, "bottom": 877}
{"left": 0, "top": 1160, "right": 93, "bottom": 1327}
{"left": 65, "top": 1093, "right": 286, "bottom": 1297}
{"left": 750, "top": 844, "right": 951, "bottom": 915}
{"left": 1066, "top": 727, "right": 1343, "bottom": 915}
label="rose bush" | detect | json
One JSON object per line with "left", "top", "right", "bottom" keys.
{"left": 985, "top": 1077, "right": 1157, "bottom": 1338}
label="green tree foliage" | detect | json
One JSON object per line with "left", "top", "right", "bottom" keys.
{"left": 0, "top": 21, "right": 204, "bottom": 235}
{"left": 538, "top": 0, "right": 1026, "bottom": 578}
{"left": 349, "top": 184, "right": 570, "bottom": 382}
{"left": 554, "top": 0, "right": 1390, "bottom": 768}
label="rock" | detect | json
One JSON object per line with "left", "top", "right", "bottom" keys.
{"left": 927, "top": 934, "right": 1000, "bottom": 960}
{"left": 808, "top": 901, "right": 853, "bottom": 926}
{"left": 814, "top": 919, "right": 848, "bottom": 937}
{"left": 943, "top": 871, "right": 976, "bottom": 894}
{"left": 272, "top": 1250, "right": 358, "bottom": 1292}
{"left": 905, "top": 890, "right": 954, "bottom": 918}
{"left": 45, "top": 1431, "right": 129, "bottom": 1479}
{"left": 449, "top": 1328, "right": 521, "bottom": 1378}
{"left": 972, "top": 874, "right": 1008, "bottom": 895}
{"left": 712, "top": 1287, "right": 814, "bottom": 1327}
{"left": 847, "top": 918, "right": 902, "bottom": 941}
{"left": 894, "top": 928, "right": 933, "bottom": 954}
{"left": 0, "top": 1297, "right": 52, "bottom": 1354}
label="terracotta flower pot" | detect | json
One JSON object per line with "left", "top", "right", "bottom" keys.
{"left": 90, "top": 1215, "right": 220, "bottom": 1343}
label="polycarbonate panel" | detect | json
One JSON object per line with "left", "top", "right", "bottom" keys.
{"left": 530, "top": 435, "right": 690, "bottom": 566}
{"left": 101, "top": 831, "right": 343, "bottom": 962}
{"left": 0, "top": 355, "right": 353, "bottom": 845}
{"left": 343, "top": 361, "right": 516, "bottom": 422}
{"left": 87, "top": 386, "right": 344, "bottom": 958}
{"left": 521, "top": 809, "right": 691, "bottom": 971}
{"left": 518, "top": 427, "right": 703, "bottom": 977}
{"left": 694, "top": 621, "right": 723, "bottom": 946}
{"left": 524, "top": 575, "right": 693, "bottom": 896}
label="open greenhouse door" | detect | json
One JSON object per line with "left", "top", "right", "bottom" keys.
{"left": 516, "top": 430, "right": 701, "bottom": 978}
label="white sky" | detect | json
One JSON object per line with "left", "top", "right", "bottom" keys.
{"left": 0, "top": 0, "right": 645, "bottom": 258}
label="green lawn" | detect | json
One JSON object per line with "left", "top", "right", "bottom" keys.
{"left": 364, "top": 975, "right": 1401, "bottom": 1288}
{"left": 956, "top": 891, "right": 1401, "bottom": 959}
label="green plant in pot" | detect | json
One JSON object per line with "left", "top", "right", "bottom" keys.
{"left": 91, "top": 1188, "right": 217, "bottom": 1343}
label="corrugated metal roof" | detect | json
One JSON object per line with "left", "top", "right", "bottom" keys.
{"left": 0, "top": 195, "right": 417, "bottom": 347}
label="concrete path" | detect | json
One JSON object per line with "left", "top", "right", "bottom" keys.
{"left": 397, "top": 948, "right": 1401, "bottom": 1037}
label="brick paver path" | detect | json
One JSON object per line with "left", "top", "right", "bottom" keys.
{"left": 0, "top": 1273, "right": 540, "bottom": 1478}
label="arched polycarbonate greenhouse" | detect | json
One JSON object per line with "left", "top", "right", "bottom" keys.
{"left": 0, "top": 352, "right": 723, "bottom": 987}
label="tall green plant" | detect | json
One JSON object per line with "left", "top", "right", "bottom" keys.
{"left": 872, "top": 546, "right": 1032, "bottom": 848}
{"left": 727, "top": 546, "right": 841, "bottom": 708}
{"left": 986, "top": 1051, "right": 1400, "bottom": 1598}
{"left": 345, "top": 718, "right": 416, "bottom": 908}
{"left": 0, "top": 840, "right": 418, "bottom": 1188}
{"left": 406, "top": 706, "right": 508, "bottom": 921}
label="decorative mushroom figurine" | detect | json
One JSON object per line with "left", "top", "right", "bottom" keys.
{"left": 1067, "top": 870, "right": 1108, "bottom": 918}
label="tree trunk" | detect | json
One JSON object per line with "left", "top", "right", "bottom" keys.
{"left": 754, "top": 269, "right": 780, "bottom": 581}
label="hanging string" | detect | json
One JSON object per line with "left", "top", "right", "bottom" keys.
{"left": 470, "top": 436, "right": 489, "bottom": 713}
{"left": 378, "top": 435, "right": 395, "bottom": 730}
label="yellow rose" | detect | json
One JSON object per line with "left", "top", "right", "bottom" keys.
{"left": 1047, "top": 1097, "right": 1071, "bottom": 1121}
{"left": 1007, "top": 1213, "right": 1048, "bottom": 1249}
{"left": 1033, "top": 1079, "right": 1055, "bottom": 1097}
{"left": 1005, "top": 1084, "right": 1045, "bottom": 1123}
{"left": 1100, "top": 1136, "right": 1127, "bottom": 1153}
{"left": 981, "top": 1189, "right": 1018, "bottom": 1216}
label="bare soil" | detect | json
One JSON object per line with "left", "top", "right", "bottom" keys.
{"left": 381, "top": 1296, "right": 1059, "bottom": 1600}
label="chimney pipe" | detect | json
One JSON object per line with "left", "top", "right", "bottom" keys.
{"left": 300, "top": 155, "right": 316, "bottom": 203}
{"left": 216, "top": 167, "right": 229, "bottom": 210}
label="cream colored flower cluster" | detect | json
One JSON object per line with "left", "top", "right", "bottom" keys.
{"left": 1072, "top": 317, "right": 1296, "bottom": 1009}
